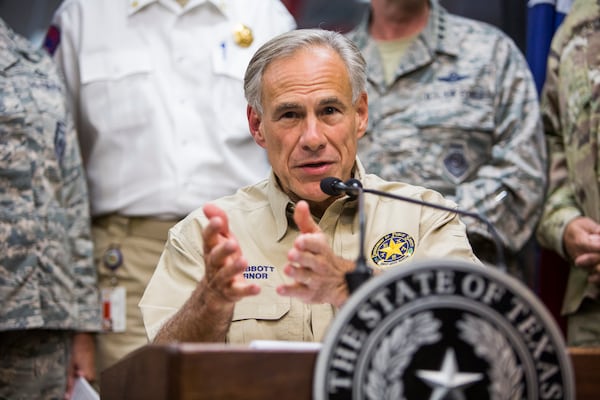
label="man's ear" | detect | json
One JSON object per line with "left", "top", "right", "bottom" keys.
{"left": 355, "top": 92, "right": 368, "bottom": 139}
{"left": 247, "top": 105, "right": 267, "bottom": 148}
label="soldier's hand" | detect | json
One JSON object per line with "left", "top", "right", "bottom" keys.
{"left": 587, "top": 267, "right": 600, "bottom": 286}
{"left": 564, "top": 217, "right": 600, "bottom": 264}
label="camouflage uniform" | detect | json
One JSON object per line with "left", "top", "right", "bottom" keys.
{"left": 536, "top": 0, "right": 600, "bottom": 346}
{"left": 347, "top": 0, "right": 547, "bottom": 281}
{"left": 0, "top": 18, "right": 101, "bottom": 398}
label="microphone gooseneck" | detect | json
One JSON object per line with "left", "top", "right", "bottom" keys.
{"left": 360, "top": 185, "right": 507, "bottom": 271}
{"left": 320, "top": 177, "right": 507, "bottom": 293}
{"left": 344, "top": 179, "right": 372, "bottom": 293}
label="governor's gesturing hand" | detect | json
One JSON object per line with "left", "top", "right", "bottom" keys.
{"left": 153, "top": 203, "right": 260, "bottom": 343}
{"left": 202, "top": 203, "right": 261, "bottom": 303}
{"left": 277, "top": 201, "right": 355, "bottom": 307}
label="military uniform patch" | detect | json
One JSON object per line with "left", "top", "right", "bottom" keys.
{"left": 54, "top": 121, "right": 65, "bottom": 163}
{"left": 314, "top": 260, "right": 574, "bottom": 399}
{"left": 444, "top": 143, "right": 469, "bottom": 179}
{"left": 371, "top": 232, "right": 415, "bottom": 267}
{"left": 43, "top": 25, "right": 61, "bottom": 56}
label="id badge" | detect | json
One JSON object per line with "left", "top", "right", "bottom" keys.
{"left": 101, "top": 286, "right": 126, "bottom": 332}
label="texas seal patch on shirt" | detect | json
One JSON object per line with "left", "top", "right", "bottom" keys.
{"left": 371, "top": 232, "right": 415, "bottom": 267}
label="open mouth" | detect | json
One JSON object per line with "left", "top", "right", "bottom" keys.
{"left": 298, "top": 161, "right": 332, "bottom": 177}
{"left": 302, "top": 162, "right": 328, "bottom": 168}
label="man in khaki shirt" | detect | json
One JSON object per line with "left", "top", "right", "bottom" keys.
{"left": 139, "top": 29, "right": 480, "bottom": 344}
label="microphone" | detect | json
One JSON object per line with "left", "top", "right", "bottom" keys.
{"left": 320, "top": 177, "right": 507, "bottom": 293}
{"left": 320, "top": 177, "right": 360, "bottom": 197}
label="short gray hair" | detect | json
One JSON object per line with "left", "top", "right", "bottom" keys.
{"left": 244, "top": 29, "right": 367, "bottom": 115}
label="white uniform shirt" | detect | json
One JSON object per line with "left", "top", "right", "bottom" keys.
{"left": 50, "top": 0, "right": 296, "bottom": 218}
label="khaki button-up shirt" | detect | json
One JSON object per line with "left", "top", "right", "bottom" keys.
{"left": 140, "top": 160, "right": 479, "bottom": 342}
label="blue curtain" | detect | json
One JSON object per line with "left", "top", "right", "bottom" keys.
{"left": 526, "top": 0, "right": 573, "bottom": 94}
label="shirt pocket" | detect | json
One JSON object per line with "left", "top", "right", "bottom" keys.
{"left": 0, "top": 80, "right": 35, "bottom": 197}
{"left": 0, "top": 74, "right": 28, "bottom": 123}
{"left": 211, "top": 36, "right": 254, "bottom": 81}
{"left": 228, "top": 296, "right": 291, "bottom": 344}
{"left": 79, "top": 49, "right": 154, "bottom": 134}
{"left": 210, "top": 41, "right": 258, "bottom": 141}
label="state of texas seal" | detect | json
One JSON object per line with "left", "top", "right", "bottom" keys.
{"left": 313, "top": 259, "right": 575, "bottom": 399}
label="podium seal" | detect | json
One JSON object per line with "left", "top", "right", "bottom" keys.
{"left": 314, "top": 260, "right": 574, "bottom": 399}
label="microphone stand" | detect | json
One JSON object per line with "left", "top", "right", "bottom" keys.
{"left": 345, "top": 183, "right": 373, "bottom": 293}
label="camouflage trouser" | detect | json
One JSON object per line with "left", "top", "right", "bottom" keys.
{"left": 567, "top": 297, "right": 600, "bottom": 347}
{"left": 0, "top": 330, "right": 72, "bottom": 400}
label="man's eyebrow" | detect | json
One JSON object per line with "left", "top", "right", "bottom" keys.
{"left": 319, "top": 97, "right": 346, "bottom": 109}
{"left": 273, "top": 102, "right": 302, "bottom": 115}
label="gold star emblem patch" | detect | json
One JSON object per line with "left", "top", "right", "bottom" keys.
{"left": 371, "top": 232, "right": 415, "bottom": 267}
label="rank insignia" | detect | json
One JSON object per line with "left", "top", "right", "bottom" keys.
{"left": 233, "top": 23, "right": 253, "bottom": 48}
{"left": 371, "top": 232, "right": 415, "bottom": 267}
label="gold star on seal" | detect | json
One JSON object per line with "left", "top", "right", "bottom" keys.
{"left": 233, "top": 23, "right": 253, "bottom": 48}
{"left": 381, "top": 239, "right": 403, "bottom": 260}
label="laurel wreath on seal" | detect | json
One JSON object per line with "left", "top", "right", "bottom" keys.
{"left": 457, "top": 314, "right": 524, "bottom": 400}
{"left": 364, "top": 311, "right": 442, "bottom": 400}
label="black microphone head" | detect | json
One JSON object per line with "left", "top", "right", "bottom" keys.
{"left": 345, "top": 178, "right": 363, "bottom": 189}
{"left": 320, "top": 177, "right": 343, "bottom": 196}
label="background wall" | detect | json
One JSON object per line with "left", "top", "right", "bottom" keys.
{"left": 1, "top": 0, "right": 527, "bottom": 52}
{"left": 0, "top": 0, "right": 62, "bottom": 46}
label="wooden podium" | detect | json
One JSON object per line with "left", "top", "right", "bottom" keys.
{"left": 101, "top": 344, "right": 318, "bottom": 400}
{"left": 102, "top": 344, "right": 600, "bottom": 400}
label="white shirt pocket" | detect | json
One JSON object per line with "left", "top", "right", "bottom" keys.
{"left": 211, "top": 38, "right": 254, "bottom": 81}
{"left": 79, "top": 49, "right": 154, "bottom": 134}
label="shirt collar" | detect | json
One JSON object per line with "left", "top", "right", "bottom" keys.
{"left": 127, "top": 0, "right": 155, "bottom": 15}
{"left": 268, "top": 158, "right": 366, "bottom": 241}
{"left": 420, "top": 0, "right": 460, "bottom": 58}
{"left": 0, "top": 20, "right": 17, "bottom": 71}
{"left": 353, "top": 0, "right": 459, "bottom": 58}
{"left": 127, "top": 0, "right": 227, "bottom": 17}
{"left": 0, "top": 19, "right": 40, "bottom": 72}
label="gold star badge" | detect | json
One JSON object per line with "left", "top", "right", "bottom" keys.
{"left": 233, "top": 23, "right": 253, "bottom": 48}
{"left": 371, "top": 232, "right": 415, "bottom": 267}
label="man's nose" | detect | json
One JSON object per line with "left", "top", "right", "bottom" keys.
{"left": 299, "top": 117, "right": 327, "bottom": 151}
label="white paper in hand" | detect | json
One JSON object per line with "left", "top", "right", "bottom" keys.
{"left": 71, "top": 376, "right": 99, "bottom": 400}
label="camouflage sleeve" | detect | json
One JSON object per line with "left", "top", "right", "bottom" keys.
{"left": 455, "top": 36, "right": 547, "bottom": 253}
{"left": 536, "top": 27, "right": 591, "bottom": 258}
{"left": 60, "top": 110, "right": 101, "bottom": 331}
{"left": 47, "top": 3, "right": 100, "bottom": 320}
